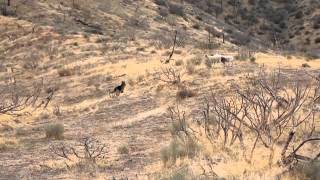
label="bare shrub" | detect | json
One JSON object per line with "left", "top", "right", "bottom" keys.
{"left": 201, "top": 69, "right": 319, "bottom": 166}
{"left": 0, "top": 79, "right": 52, "bottom": 116}
{"left": 50, "top": 136, "right": 107, "bottom": 164}
{"left": 45, "top": 123, "right": 64, "bottom": 139}
{"left": 155, "top": 67, "right": 183, "bottom": 85}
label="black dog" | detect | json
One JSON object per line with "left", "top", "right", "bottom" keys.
{"left": 110, "top": 81, "right": 126, "bottom": 97}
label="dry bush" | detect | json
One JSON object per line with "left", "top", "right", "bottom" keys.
{"left": 117, "top": 145, "right": 129, "bottom": 154}
{"left": 189, "top": 56, "right": 202, "bottom": 66}
{"left": 0, "top": 140, "right": 16, "bottom": 152}
{"left": 155, "top": 67, "right": 183, "bottom": 85}
{"left": 149, "top": 31, "right": 172, "bottom": 49}
{"left": 168, "top": 2, "right": 184, "bottom": 17}
{"left": 195, "top": 39, "right": 220, "bottom": 50}
{"left": 50, "top": 136, "right": 107, "bottom": 164}
{"left": 186, "top": 62, "right": 195, "bottom": 74}
{"left": 176, "top": 87, "right": 196, "bottom": 101}
{"left": 235, "top": 49, "right": 254, "bottom": 61}
{"left": 0, "top": 78, "right": 53, "bottom": 116}
{"left": 175, "top": 59, "right": 184, "bottom": 66}
{"left": 249, "top": 56, "right": 256, "bottom": 63}
{"left": 45, "top": 123, "right": 64, "bottom": 139}
{"left": 15, "top": 127, "right": 29, "bottom": 136}
{"left": 136, "top": 75, "right": 145, "bottom": 83}
{"left": 288, "top": 161, "right": 320, "bottom": 179}
{"left": 302, "top": 63, "right": 311, "bottom": 68}
{"left": 155, "top": 0, "right": 167, "bottom": 6}
{"left": 159, "top": 7, "right": 169, "bottom": 17}
{"left": 200, "top": 69, "right": 320, "bottom": 166}
{"left": 57, "top": 68, "right": 75, "bottom": 77}
{"left": 161, "top": 106, "right": 199, "bottom": 167}
{"left": 128, "top": 78, "right": 135, "bottom": 87}
{"left": 204, "top": 56, "right": 214, "bottom": 69}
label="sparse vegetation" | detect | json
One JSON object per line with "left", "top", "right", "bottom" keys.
{"left": 57, "top": 68, "right": 75, "bottom": 77}
{"left": 45, "top": 123, "right": 64, "bottom": 140}
{"left": 168, "top": 2, "right": 184, "bottom": 17}
{"left": 176, "top": 87, "right": 196, "bottom": 101}
{"left": 250, "top": 56, "right": 256, "bottom": 63}
{"left": 186, "top": 62, "right": 195, "bottom": 74}
{"left": 1, "top": 0, "right": 320, "bottom": 179}
{"left": 175, "top": 59, "right": 184, "bottom": 66}
{"left": 302, "top": 63, "right": 311, "bottom": 68}
{"left": 189, "top": 56, "right": 202, "bottom": 66}
{"left": 117, "top": 145, "right": 129, "bottom": 154}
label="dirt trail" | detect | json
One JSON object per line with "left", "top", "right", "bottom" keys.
{"left": 106, "top": 106, "right": 167, "bottom": 128}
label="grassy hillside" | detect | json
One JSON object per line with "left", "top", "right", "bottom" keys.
{"left": 0, "top": 0, "right": 320, "bottom": 179}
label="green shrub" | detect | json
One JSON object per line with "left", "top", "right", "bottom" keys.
{"left": 168, "top": 3, "right": 184, "bottom": 17}
{"left": 289, "top": 161, "right": 320, "bottom": 180}
{"left": 45, "top": 123, "right": 64, "bottom": 139}
{"left": 155, "top": 0, "right": 167, "bottom": 6}
{"left": 159, "top": 7, "right": 169, "bottom": 17}
{"left": 250, "top": 56, "right": 256, "bottom": 63}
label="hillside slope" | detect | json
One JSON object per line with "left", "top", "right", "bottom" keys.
{"left": 0, "top": 0, "right": 320, "bottom": 179}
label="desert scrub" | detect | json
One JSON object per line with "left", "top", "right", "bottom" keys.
{"left": 45, "top": 123, "right": 64, "bottom": 139}
{"left": 0, "top": 140, "right": 17, "bottom": 152}
{"left": 189, "top": 56, "right": 202, "bottom": 66}
{"left": 160, "top": 138, "right": 199, "bottom": 166}
{"left": 57, "top": 68, "right": 75, "bottom": 77}
{"left": 176, "top": 88, "right": 196, "bottom": 101}
{"left": 250, "top": 56, "right": 256, "bottom": 63}
{"left": 186, "top": 62, "right": 195, "bottom": 74}
{"left": 175, "top": 59, "right": 184, "bottom": 66}
{"left": 204, "top": 57, "right": 214, "bottom": 69}
{"left": 117, "top": 145, "right": 129, "bottom": 154}
{"left": 302, "top": 63, "right": 310, "bottom": 68}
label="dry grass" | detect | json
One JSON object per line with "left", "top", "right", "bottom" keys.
{"left": 0, "top": 1, "right": 320, "bottom": 179}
